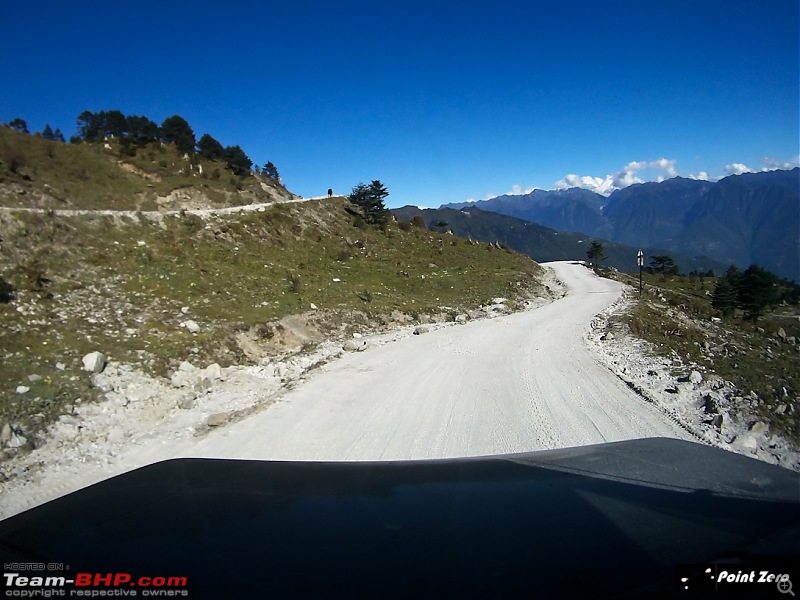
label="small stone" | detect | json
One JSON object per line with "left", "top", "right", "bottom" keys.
{"left": 181, "top": 306, "right": 190, "bottom": 314}
{"left": 206, "top": 413, "right": 229, "bottom": 428}
{"left": 776, "top": 327, "right": 786, "bottom": 341}
{"left": 738, "top": 435, "right": 758, "bottom": 451}
{"left": 749, "top": 421, "right": 769, "bottom": 435}
{"left": 203, "top": 363, "right": 223, "bottom": 381}
{"left": 689, "top": 371, "right": 703, "bottom": 384}
{"left": 413, "top": 326, "right": 430, "bottom": 335}
{"left": 55, "top": 362, "right": 66, "bottom": 371}
{"left": 7, "top": 433, "right": 27, "bottom": 449}
{"left": 310, "top": 303, "right": 318, "bottom": 310}
{"left": 343, "top": 339, "right": 367, "bottom": 352}
{"left": 600, "top": 332, "right": 615, "bottom": 341}
{"left": 178, "top": 395, "right": 197, "bottom": 410}
{"left": 179, "top": 361, "right": 197, "bottom": 373}
{"left": 455, "top": 314, "right": 468, "bottom": 324}
{"left": 352, "top": 333, "right": 363, "bottom": 339}
{"left": 27, "top": 374, "right": 43, "bottom": 383}
{"left": 15, "top": 386, "right": 30, "bottom": 394}
{"left": 184, "top": 320, "right": 200, "bottom": 334}
{"left": 82, "top": 351, "right": 106, "bottom": 373}
{"left": 0, "top": 424, "right": 11, "bottom": 444}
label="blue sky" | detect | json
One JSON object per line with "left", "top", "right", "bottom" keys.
{"left": 2, "top": 0, "right": 797, "bottom": 207}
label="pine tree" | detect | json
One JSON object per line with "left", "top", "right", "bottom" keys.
{"left": 585, "top": 240, "right": 607, "bottom": 270}
{"left": 262, "top": 161, "right": 279, "bottom": 180}
{"left": 737, "top": 264, "right": 777, "bottom": 321}
{"left": 197, "top": 133, "right": 225, "bottom": 160}
{"left": 711, "top": 276, "right": 737, "bottom": 316}
{"left": 160, "top": 115, "right": 196, "bottom": 155}
{"left": 347, "top": 180, "right": 390, "bottom": 226}
{"left": 223, "top": 145, "right": 252, "bottom": 176}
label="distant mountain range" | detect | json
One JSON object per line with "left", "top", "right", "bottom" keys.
{"left": 391, "top": 205, "right": 729, "bottom": 276}
{"left": 439, "top": 169, "right": 799, "bottom": 281}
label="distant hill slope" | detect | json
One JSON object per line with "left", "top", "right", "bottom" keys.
{"left": 441, "top": 169, "right": 800, "bottom": 280}
{"left": 392, "top": 205, "right": 728, "bottom": 275}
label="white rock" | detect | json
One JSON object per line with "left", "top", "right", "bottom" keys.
{"left": 181, "top": 306, "right": 190, "bottom": 314}
{"left": 28, "top": 374, "right": 43, "bottom": 383}
{"left": 55, "top": 362, "right": 66, "bottom": 371}
{"left": 184, "top": 320, "right": 200, "bottom": 333}
{"left": 310, "top": 303, "right": 318, "bottom": 310}
{"left": 15, "top": 386, "right": 30, "bottom": 394}
{"left": 689, "top": 370, "right": 703, "bottom": 384}
{"left": 7, "top": 433, "right": 27, "bottom": 449}
{"left": 738, "top": 435, "right": 758, "bottom": 451}
{"left": 82, "top": 351, "right": 107, "bottom": 373}
{"left": 352, "top": 333, "right": 363, "bottom": 339}
{"left": 332, "top": 278, "right": 341, "bottom": 283}
{"left": 343, "top": 340, "right": 367, "bottom": 352}
{"left": 203, "top": 363, "right": 223, "bottom": 381}
{"left": 206, "top": 413, "right": 229, "bottom": 427}
{"left": 179, "top": 361, "right": 197, "bottom": 373}
{"left": 0, "top": 423, "right": 11, "bottom": 444}
{"left": 413, "top": 326, "right": 430, "bottom": 335}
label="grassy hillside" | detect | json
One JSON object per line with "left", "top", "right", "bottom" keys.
{"left": 0, "top": 126, "right": 294, "bottom": 211}
{"left": 0, "top": 134, "right": 545, "bottom": 451}
{"left": 605, "top": 270, "right": 800, "bottom": 442}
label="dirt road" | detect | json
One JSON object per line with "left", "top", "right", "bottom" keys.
{"left": 186, "top": 261, "right": 691, "bottom": 461}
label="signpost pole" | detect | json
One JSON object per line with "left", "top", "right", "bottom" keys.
{"left": 637, "top": 250, "right": 644, "bottom": 296}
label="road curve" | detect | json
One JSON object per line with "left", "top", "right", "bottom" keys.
{"left": 187, "top": 261, "right": 692, "bottom": 461}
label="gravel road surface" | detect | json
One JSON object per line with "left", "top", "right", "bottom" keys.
{"left": 186, "top": 261, "right": 691, "bottom": 461}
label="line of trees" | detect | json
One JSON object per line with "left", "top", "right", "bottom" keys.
{"left": 3, "top": 111, "right": 279, "bottom": 181}
{"left": 711, "top": 264, "right": 799, "bottom": 321}
{"left": 4, "top": 118, "right": 65, "bottom": 142}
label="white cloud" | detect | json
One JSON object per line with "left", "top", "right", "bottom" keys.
{"left": 554, "top": 158, "right": 679, "bottom": 196}
{"left": 725, "top": 162, "right": 754, "bottom": 175}
{"left": 508, "top": 184, "right": 537, "bottom": 195}
{"left": 761, "top": 156, "right": 800, "bottom": 171}
{"left": 470, "top": 155, "right": 796, "bottom": 203}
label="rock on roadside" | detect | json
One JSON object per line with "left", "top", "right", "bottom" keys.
{"left": 82, "top": 351, "right": 107, "bottom": 374}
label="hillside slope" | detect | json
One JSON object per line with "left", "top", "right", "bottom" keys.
{"left": 0, "top": 130, "right": 546, "bottom": 456}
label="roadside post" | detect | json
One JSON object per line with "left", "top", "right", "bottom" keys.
{"left": 637, "top": 250, "right": 644, "bottom": 296}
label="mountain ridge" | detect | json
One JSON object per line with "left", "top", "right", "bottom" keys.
{"left": 441, "top": 169, "right": 800, "bottom": 280}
